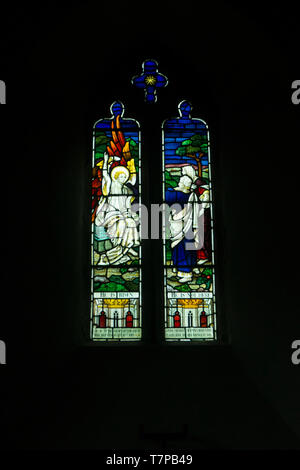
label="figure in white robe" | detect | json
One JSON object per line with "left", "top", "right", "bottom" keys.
{"left": 95, "top": 152, "right": 140, "bottom": 265}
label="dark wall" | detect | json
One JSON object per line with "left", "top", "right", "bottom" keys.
{"left": 1, "top": 1, "right": 299, "bottom": 450}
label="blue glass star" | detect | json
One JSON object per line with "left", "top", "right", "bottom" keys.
{"left": 131, "top": 59, "right": 168, "bottom": 103}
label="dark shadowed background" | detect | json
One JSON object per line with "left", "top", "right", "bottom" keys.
{"left": 0, "top": 0, "right": 299, "bottom": 450}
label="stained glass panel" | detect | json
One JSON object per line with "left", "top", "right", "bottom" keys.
{"left": 162, "top": 101, "right": 217, "bottom": 341}
{"left": 131, "top": 59, "right": 168, "bottom": 103}
{"left": 91, "top": 101, "right": 142, "bottom": 341}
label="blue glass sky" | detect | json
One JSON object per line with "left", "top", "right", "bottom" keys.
{"left": 164, "top": 132, "right": 208, "bottom": 167}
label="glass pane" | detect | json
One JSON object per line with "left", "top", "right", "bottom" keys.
{"left": 91, "top": 101, "right": 142, "bottom": 341}
{"left": 162, "top": 101, "right": 217, "bottom": 342}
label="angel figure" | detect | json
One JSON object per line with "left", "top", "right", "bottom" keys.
{"left": 94, "top": 151, "right": 140, "bottom": 265}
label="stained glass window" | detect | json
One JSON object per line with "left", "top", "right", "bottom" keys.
{"left": 162, "top": 101, "right": 217, "bottom": 342}
{"left": 90, "top": 101, "right": 142, "bottom": 341}
{"left": 131, "top": 59, "right": 168, "bottom": 103}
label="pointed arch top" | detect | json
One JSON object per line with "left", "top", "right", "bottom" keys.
{"left": 94, "top": 101, "right": 140, "bottom": 130}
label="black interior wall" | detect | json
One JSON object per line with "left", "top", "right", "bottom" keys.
{"left": 1, "top": 0, "right": 299, "bottom": 450}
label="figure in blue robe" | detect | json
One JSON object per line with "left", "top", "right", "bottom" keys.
{"left": 165, "top": 176, "right": 198, "bottom": 282}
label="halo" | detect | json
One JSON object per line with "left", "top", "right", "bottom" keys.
{"left": 111, "top": 165, "right": 130, "bottom": 182}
